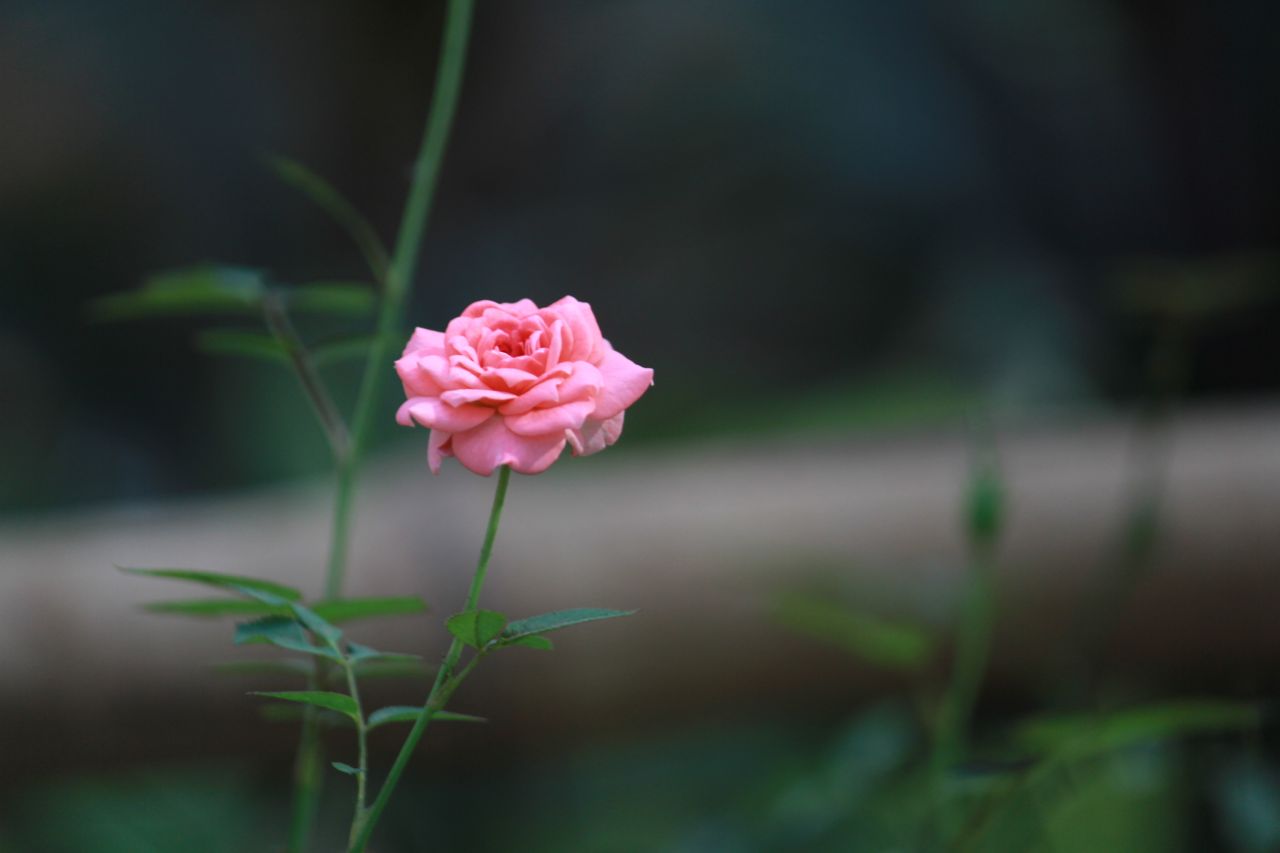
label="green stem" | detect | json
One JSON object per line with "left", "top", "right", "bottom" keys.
{"left": 289, "top": 1, "right": 476, "bottom": 843}
{"left": 935, "top": 543, "right": 997, "bottom": 771}
{"left": 932, "top": 539, "right": 998, "bottom": 844}
{"left": 322, "top": 0, "right": 476, "bottom": 598}
{"left": 325, "top": 460, "right": 357, "bottom": 600}
{"left": 287, "top": 669, "right": 325, "bottom": 853}
{"left": 264, "top": 294, "right": 351, "bottom": 463}
{"left": 343, "top": 662, "right": 370, "bottom": 848}
{"left": 349, "top": 465, "right": 510, "bottom": 852}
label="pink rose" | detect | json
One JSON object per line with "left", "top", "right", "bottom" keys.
{"left": 395, "top": 296, "right": 654, "bottom": 475}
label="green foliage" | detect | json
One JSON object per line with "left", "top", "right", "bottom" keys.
{"left": 966, "top": 462, "right": 1004, "bottom": 545}
{"left": 1014, "top": 700, "right": 1260, "bottom": 761}
{"left": 311, "top": 335, "right": 375, "bottom": 368}
{"left": 195, "top": 329, "right": 289, "bottom": 365}
{"left": 366, "top": 706, "right": 487, "bottom": 730}
{"left": 90, "top": 266, "right": 266, "bottom": 321}
{"left": 311, "top": 596, "right": 428, "bottom": 624}
{"left": 143, "top": 598, "right": 286, "bottom": 618}
{"left": 286, "top": 282, "right": 376, "bottom": 316}
{"left": 118, "top": 567, "right": 302, "bottom": 601}
{"left": 500, "top": 608, "right": 635, "bottom": 642}
{"left": 286, "top": 601, "right": 343, "bottom": 646}
{"left": 346, "top": 641, "right": 421, "bottom": 664}
{"left": 234, "top": 616, "right": 341, "bottom": 661}
{"left": 506, "top": 635, "right": 554, "bottom": 651}
{"left": 331, "top": 762, "right": 362, "bottom": 776}
{"left": 250, "top": 691, "right": 360, "bottom": 722}
{"left": 227, "top": 587, "right": 344, "bottom": 651}
{"left": 773, "top": 592, "right": 934, "bottom": 671}
{"left": 446, "top": 609, "right": 508, "bottom": 649}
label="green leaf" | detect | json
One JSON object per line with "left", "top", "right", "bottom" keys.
{"left": 265, "top": 155, "right": 389, "bottom": 282}
{"left": 143, "top": 598, "right": 287, "bottom": 619}
{"left": 311, "top": 596, "right": 429, "bottom": 625}
{"left": 118, "top": 567, "right": 302, "bottom": 601}
{"left": 446, "top": 609, "right": 508, "bottom": 649}
{"left": 195, "top": 329, "right": 289, "bottom": 365}
{"left": 331, "top": 762, "right": 362, "bottom": 776}
{"left": 1014, "top": 700, "right": 1261, "bottom": 761}
{"left": 507, "top": 635, "right": 554, "bottom": 651}
{"left": 259, "top": 704, "right": 354, "bottom": 728}
{"left": 312, "top": 335, "right": 375, "bottom": 368}
{"left": 224, "top": 586, "right": 342, "bottom": 649}
{"left": 288, "top": 601, "right": 342, "bottom": 646}
{"left": 234, "top": 616, "right": 304, "bottom": 645}
{"left": 258, "top": 703, "right": 308, "bottom": 724}
{"left": 234, "top": 616, "right": 340, "bottom": 661}
{"left": 501, "top": 608, "right": 635, "bottom": 642}
{"left": 250, "top": 690, "right": 359, "bottom": 722}
{"left": 345, "top": 641, "right": 421, "bottom": 664}
{"left": 90, "top": 266, "right": 266, "bottom": 321}
{"left": 366, "top": 706, "right": 487, "bottom": 730}
{"left": 211, "top": 660, "right": 312, "bottom": 677}
{"left": 286, "top": 282, "right": 376, "bottom": 316}
{"left": 773, "top": 593, "right": 934, "bottom": 671}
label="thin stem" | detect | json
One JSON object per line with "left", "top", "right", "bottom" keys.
{"left": 264, "top": 294, "right": 351, "bottom": 463}
{"left": 934, "top": 543, "right": 997, "bottom": 772}
{"left": 931, "top": 537, "right": 998, "bottom": 845}
{"left": 287, "top": 668, "right": 325, "bottom": 853}
{"left": 343, "top": 662, "right": 370, "bottom": 848}
{"left": 323, "top": 0, "right": 476, "bottom": 598}
{"left": 289, "top": 0, "right": 477, "bottom": 843}
{"left": 325, "top": 460, "right": 357, "bottom": 599}
{"left": 350, "top": 465, "right": 511, "bottom": 853}
{"left": 463, "top": 466, "right": 510, "bottom": 612}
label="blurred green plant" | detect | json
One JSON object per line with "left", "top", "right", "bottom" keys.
{"left": 768, "top": 416, "right": 1274, "bottom": 850}
{"left": 94, "top": 0, "right": 495, "bottom": 848}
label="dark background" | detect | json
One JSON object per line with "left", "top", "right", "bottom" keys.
{"left": 3, "top": 1, "right": 1280, "bottom": 851}
{"left": 3, "top": 0, "right": 1278, "bottom": 514}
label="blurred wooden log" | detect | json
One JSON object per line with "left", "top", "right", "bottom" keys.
{"left": 2, "top": 403, "right": 1279, "bottom": 771}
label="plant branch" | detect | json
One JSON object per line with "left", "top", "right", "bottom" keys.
{"left": 287, "top": 668, "right": 325, "bottom": 853}
{"left": 343, "top": 661, "right": 370, "bottom": 847}
{"left": 349, "top": 464, "right": 509, "bottom": 852}
{"left": 323, "top": 0, "right": 476, "bottom": 599}
{"left": 263, "top": 294, "right": 351, "bottom": 463}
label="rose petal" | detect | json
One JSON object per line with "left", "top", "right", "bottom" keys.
{"left": 427, "top": 429, "right": 452, "bottom": 474}
{"left": 544, "top": 296, "right": 604, "bottom": 362}
{"left": 556, "top": 361, "right": 604, "bottom": 402}
{"left": 395, "top": 354, "right": 444, "bottom": 398}
{"left": 484, "top": 367, "right": 539, "bottom": 394}
{"left": 441, "top": 387, "right": 517, "bottom": 407}
{"left": 499, "top": 378, "right": 560, "bottom": 415}
{"left": 543, "top": 319, "right": 565, "bottom": 370}
{"left": 566, "top": 412, "right": 625, "bottom": 457}
{"left": 504, "top": 398, "right": 595, "bottom": 436}
{"left": 450, "top": 416, "right": 567, "bottom": 475}
{"left": 592, "top": 346, "right": 654, "bottom": 419}
{"left": 400, "top": 397, "right": 496, "bottom": 432}
{"left": 414, "top": 355, "right": 453, "bottom": 388}
{"left": 402, "top": 327, "right": 446, "bottom": 358}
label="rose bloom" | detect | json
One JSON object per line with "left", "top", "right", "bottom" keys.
{"left": 395, "top": 296, "right": 654, "bottom": 475}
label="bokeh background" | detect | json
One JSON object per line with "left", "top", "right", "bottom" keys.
{"left": 3, "top": 1, "right": 1280, "bottom": 850}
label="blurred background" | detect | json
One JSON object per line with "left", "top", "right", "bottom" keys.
{"left": 3, "top": 0, "right": 1280, "bottom": 850}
